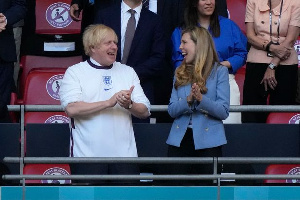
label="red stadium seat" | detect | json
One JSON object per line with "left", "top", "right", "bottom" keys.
{"left": 23, "top": 164, "right": 71, "bottom": 184}
{"left": 19, "top": 55, "right": 82, "bottom": 97}
{"left": 18, "top": 68, "right": 66, "bottom": 105}
{"left": 25, "top": 112, "right": 69, "bottom": 125}
{"left": 35, "top": 0, "right": 81, "bottom": 34}
{"left": 266, "top": 112, "right": 300, "bottom": 124}
{"left": 227, "top": 0, "right": 247, "bottom": 34}
{"left": 264, "top": 164, "right": 300, "bottom": 183}
{"left": 235, "top": 66, "right": 246, "bottom": 104}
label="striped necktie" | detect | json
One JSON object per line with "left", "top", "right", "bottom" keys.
{"left": 121, "top": 9, "right": 136, "bottom": 64}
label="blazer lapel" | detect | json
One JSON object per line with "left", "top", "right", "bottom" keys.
{"left": 111, "top": 4, "right": 122, "bottom": 62}
{"left": 128, "top": 8, "right": 147, "bottom": 55}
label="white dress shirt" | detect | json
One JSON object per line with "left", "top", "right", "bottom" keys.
{"left": 120, "top": 1, "right": 143, "bottom": 60}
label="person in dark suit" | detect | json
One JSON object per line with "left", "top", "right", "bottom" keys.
{"left": 69, "top": 0, "right": 118, "bottom": 33}
{"left": 0, "top": 0, "right": 26, "bottom": 122}
{"left": 94, "top": 0, "right": 165, "bottom": 105}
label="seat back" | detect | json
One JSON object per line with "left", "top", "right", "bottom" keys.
{"left": 22, "top": 68, "right": 66, "bottom": 105}
{"left": 24, "top": 112, "right": 69, "bottom": 125}
{"left": 35, "top": 0, "right": 81, "bottom": 34}
{"left": 264, "top": 164, "right": 300, "bottom": 183}
{"left": 266, "top": 113, "right": 300, "bottom": 124}
{"left": 23, "top": 164, "right": 71, "bottom": 184}
{"left": 227, "top": 0, "right": 247, "bottom": 34}
{"left": 19, "top": 55, "right": 81, "bottom": 97}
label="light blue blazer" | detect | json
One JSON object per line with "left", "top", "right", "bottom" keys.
{"left": 167, "top": 64, "right": 230, "bottom": 150}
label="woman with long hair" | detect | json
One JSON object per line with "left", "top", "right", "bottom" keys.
{"left": 167, "top": 26, "right": 230, "bottom": 184}
{"left": 171, "top": 0, "right": 247, "bottom": 124}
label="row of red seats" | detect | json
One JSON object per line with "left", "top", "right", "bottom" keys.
{"left": 12, "top": 0, "right": 300, "bottom": 184}
{"left": 11, "top": 0, "right": 82, "bottom": 184}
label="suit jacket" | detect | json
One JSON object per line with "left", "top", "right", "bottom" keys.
{"left": 94, "top": 2, "right": 165, "bottom": 103}
{"left": 0, "top": 0, "right": 26, "bottom": 62}
{"left": 166, "top": 65, "right": 230, "bottom": 150}
{"left": 71, "top": 0, "right": 118, "bottom": 32}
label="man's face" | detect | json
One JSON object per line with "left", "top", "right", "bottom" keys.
{"left": 91, "top": 33, "right": 118, "bottom": 66}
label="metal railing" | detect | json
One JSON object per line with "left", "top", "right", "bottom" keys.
{"left": 3, "top": 104, "right": 300, "bottom": 200}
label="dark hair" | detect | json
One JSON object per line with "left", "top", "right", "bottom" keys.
{"left": 183, "top": 0, "right": 220, "bottom": 37}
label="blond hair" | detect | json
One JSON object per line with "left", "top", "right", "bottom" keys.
{"left": 82, "top": 24, "right": 118, "bottom": 56}
{"left": 174, "top": 26, "right": 219, "bottom": 93}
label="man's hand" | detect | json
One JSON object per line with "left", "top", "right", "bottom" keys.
{"left": 116, "top": 86, "right": 134, "bottom": 109}
{"left": 0, "top": 13, "right": 7, "bottom": 32}
{"left": 69, "top": 4, "right": 81, "bottom": 21}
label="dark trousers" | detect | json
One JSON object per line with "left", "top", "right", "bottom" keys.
{"left": 70, "top": 163, "right": 140, "bottom": 185}
{"left": 0, "top": 60, "right": 14, "bottom": 123}
{"left": 242, "top": 62, "right": 298, "bottom": 123}
{"left": 167, "top": 128, "right": 223, "bottom": 185}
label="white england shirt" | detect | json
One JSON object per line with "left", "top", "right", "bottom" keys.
{"left": 59, "top": 60, "right": 150, "bottom": 157}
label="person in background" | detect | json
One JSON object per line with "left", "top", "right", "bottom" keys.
{"left": 69, "top": 0, "right": 118, "bottom": 61}
{"left": 0, "top": 0, "right": 27, "bottom": 123}
{"left": 94, "top": 0, "right": 165, "bottom": 108}
{"left": 242, "top": 0, "right": 300, "bottom": 123}
{"left": 167, "top": 26, "right": 230, "bottom": 185}
{"left": 59, "top": 24, "right": 150, "bottom": 184}
{"left": 69, "top": 0, "right": 117, "bottom": 33}
{"left": 12, "top": 19, "right": 24, "bottom": 87}
{"left": 171, "top": 0, "right": 247, "bottom": 124}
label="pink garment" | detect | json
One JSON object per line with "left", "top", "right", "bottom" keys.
{"left": 245, "top": 0, "right": 300, "bottom": 65}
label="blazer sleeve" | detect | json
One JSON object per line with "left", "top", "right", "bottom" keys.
{"left": 4, "top": 0, "right": 27, "bottom": 26}
{"left": 226, "top": 20, "right": 248, "bottom": 74}
{"left": 168, "top": 79, "right": 193, "bottom": 119}
{"left": 195, "top": 66, "right": 230, "bottom": 120}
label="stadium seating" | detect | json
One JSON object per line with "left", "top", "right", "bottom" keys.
{"left": 35, "top": 0, "right": 81, "bottom": 34}
{"left": 227, "top": 0, "right": 247, "bottom": 34}
{"left": 24, "top": 123, "right": 71, "bottom": 184}
{"left": 23, "top": 164, "right": 71, "bottom": 184}
{"left": 264, "top": 164, "right": 300, "bottom": 183}
{"left": 18, "top": 68, "right": 66, "bottom": 105}
{"left": 266, "top": 112, "right": 300, "bottom": 124}
{"left": 24, "top": 112, "right": 69, "bottom": 124}
{"left": 18, "top": 55, "right": 81, "bottom": 97}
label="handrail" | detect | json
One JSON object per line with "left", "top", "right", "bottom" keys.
{"left": 7, "top": 104, "right": 300, "bottom": 112}
{"left": 4, "top": 156, "right": 300, "bottom": 181}
{"left": 5, "top": 157, "right": 300, "bottom": 164}
{"left": 4, "top": 174, "right": 300, "bottom": 181}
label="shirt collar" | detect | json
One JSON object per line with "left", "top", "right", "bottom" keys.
{"left": 121, "top": 0, "right": 143, "bottom": 15}
{"left": 87, "top": 57, "right": 113, "bottom": 70}
{"left": 258, "top": 0, "right": 289, "bottom": 16}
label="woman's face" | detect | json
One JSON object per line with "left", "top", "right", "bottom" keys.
{"left": 197, "top": 0, "right": 215, "bottom": 17}
{"left": 179, "top": 33, "right": 196, "bottom": 64}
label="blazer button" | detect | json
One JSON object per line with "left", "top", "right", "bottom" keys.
{"left": 179, "top": 98, "right": 182, "bottom": 100}
{"left": 176, "top": 125, "right": 179, "bottom": 129}
{"left": 205, "top": 128, "right": 209, "bottom": 131}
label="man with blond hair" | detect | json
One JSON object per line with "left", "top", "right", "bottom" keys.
{"left": 59, "top": 24, "right": 150, "bottom": 184}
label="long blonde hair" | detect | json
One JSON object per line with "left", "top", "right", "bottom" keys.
{"left": 174, "top": 26, "right": 219, "bottom": 93}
